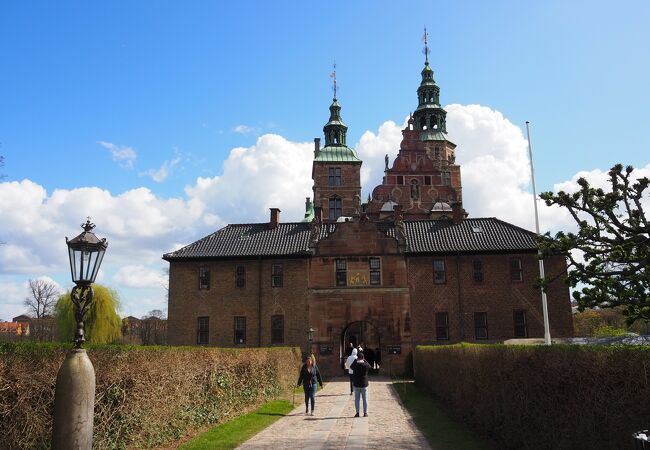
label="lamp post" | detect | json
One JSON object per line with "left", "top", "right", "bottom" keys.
{"left": 307, "top": 327, "right": 315, "bottom": 357}
{"left": 52, "top": 219, "right": 107, "bottom": 450}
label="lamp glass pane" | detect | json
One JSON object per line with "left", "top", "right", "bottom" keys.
{"left": 90, "top": 248, "right": 105, "bottom": 283}
{"left": 83, "top": 250, "right": 95, "bottom": 283}
{"left": 68, "top": 247, "right": 77, "bottom": 282}
{"left": 74, "top": 249, "right": 84, "bottom": 282}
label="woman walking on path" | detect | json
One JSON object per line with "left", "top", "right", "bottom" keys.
{"left": 345, "top": 348, "right": 358, "bottom": 395}
{"left": 296, "top": 356, "right": 323, "bottom": 416}
{"left": 350, "top": 351, "right": 371, "bottom": 417}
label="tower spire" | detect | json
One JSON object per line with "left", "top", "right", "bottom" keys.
{"left": 422, "top": 27, "right": 430, "bottom": 65}
{"left": 330, "top": 62, "right": 337, "bottom": 100}
{"left": 413, "top": 28, "right": 447, "bottom": 136}
{"left": 323, "top": 63, "right": 348, "bottom": 147}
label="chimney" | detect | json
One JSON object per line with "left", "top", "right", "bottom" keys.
{"left": 269, "top": 208, "right": 281, "bottom": 229}
{"left": 305, "top": 197, "right": 312, "bottom": 213}
{"left": 451, "top": 202, "right": 466, "bottom": 225}
{"left": 314, "top": 138, "right": 321, "bottom": 157}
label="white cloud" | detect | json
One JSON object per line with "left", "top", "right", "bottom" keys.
{"left": 140, "top": 156, "right": 182, "bottom": 182}
{"left": 186, "top": 133, "right": 314, "bottom": 223}
{"left": 232, "top": 124, "right": 260, "bottom": 135}
{"left": 0, "top": 180, "right": 211, "bottom": 275}
{"left": 98, "top": 141, "right": 137, "bottom": 169}
{"left": 356, "top": 119, "right": 406, "bottom": 192}
{"left": 113, "top": 265, "right": 166, "bottom": 289}
{"left": 0, "top": 278, "right": 30, "bottom": 320}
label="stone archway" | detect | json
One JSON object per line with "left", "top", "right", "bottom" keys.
{"left": 341, "top": 320, "right": 382, "bottom": 372}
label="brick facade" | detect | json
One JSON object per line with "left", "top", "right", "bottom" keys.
{"left": 167, "top": 258, "right": 309, "bottom": 348}
{"left": 167, "top": 225, "right": 573, "bottom": 376}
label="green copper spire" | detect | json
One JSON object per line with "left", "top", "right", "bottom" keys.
{"left": 413, "top": 27, "right": 447, "bottom": 138}
{"left": 315, "top": 63, "right": 361, "bottom": 162}
{"left": 323, "top": 63, "right": 347, "bottom": 147}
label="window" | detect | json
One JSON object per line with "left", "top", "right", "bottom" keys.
{"left": 434, "top": 147, "right": 441, "bottom": 160}
{"left": 442, "top": 171, "right": 451, "bottom": 186}
{"left": 328, "top": 167, "right": 341, "bottom": 186}
{"left": 199, "top": 267, "right": 210, "bottom": 290}
{"left": 396, "top": 175, "right": 404, "bottom": 185}
{"left": 424, "top": 175, "right": 432, "bottom": 186}
{"left": 234, "top": 316, "right": 246, "bottom": 344}
{"left": 473, "top": 260, "right": 483, "bottom": 283}
{"left": 514, "top": 310, "right": 528, "bottom": 338}
{"left": 329, "top": 196, "right": 342, "bottom": 221}
{"left": 369, "top": 257, "right": 381, "bottom": 285}
{"left": 271, "top": 264, "right": 283, "bottom": 287}
{"left": 510, "top": 258, "right": 523, "bottom": 282}
{"left": 236, "top": 265, "right": 246, "bottom": 288}
{"left": 474, "top": 312, "right": 488, "bottom": 340}
{"left": 433, "top": 259, "right": 446, "bottom": 284}
{"left": 197, "top": 317, "right": 209, "bottom": 345}
{"left": 436, "top": 312, "right": 449, "bottom": 340}
{"left": 271, "top": 315, "right": 284, "bottom": 344}
{"left": 335, "top": 259, "right": 347, "bottom": 286}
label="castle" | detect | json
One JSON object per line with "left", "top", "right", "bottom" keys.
{"left": 164, "top": 49, "right": 573, "bottom": 375}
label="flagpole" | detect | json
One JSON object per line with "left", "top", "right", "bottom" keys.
{"left": 526, "top": 121, "right": 551, "bottom": 345}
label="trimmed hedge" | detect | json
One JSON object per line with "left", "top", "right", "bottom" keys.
{"left": 0, "top": 342, "right": 300, "bottom": 449}
{"left": 415, "top": 343, "right": 650, "bottom": 450}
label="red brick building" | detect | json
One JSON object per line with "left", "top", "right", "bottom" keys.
{"left": 164, "top": 58, "right": 573, "bottom": 375}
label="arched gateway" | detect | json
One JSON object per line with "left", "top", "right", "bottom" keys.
{"left": 341, "top": 320, "right": 381, "bottom": 371}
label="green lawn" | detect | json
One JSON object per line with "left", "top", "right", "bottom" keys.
{"left": 179, "top": 400, "right": 294, "bottom": 450}
{"left": 392, "top": 381, "right": 494, "bottom": 450}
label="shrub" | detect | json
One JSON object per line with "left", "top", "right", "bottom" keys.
{"left": 415, "top": 343, "right": 650, "bottom": 450}
{"left": 0, "top": 342, "right": 300, "bottom": 449}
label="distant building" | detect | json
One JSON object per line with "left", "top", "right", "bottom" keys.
{"left": 121, "top": 315, "right": 167, "bottom": 345}
{"left": 164, "top": 54, "right": 573, "bottom": 375}
{"left": 12, "top": 315, "right": 31, "bottom": 336}
{"left": 0, "top": 321, "right": 29, "bottom": 337}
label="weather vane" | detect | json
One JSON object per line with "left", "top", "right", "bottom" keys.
{"left": 330, "top": 61, "right": 337, "bottom": 99}
{"left": 422, "top": 27, "right": 430, "bottom": 63}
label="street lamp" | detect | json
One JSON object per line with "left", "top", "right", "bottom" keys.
{"left": 307, "top": 327, "right": 315, "bottom": 357}
{"left": 52, "top": 219, "right": 108, "bottom": 449}
{"left": 66, "top": 218, "right": 108, "bottom": 348}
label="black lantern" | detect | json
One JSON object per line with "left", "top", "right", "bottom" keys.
{"left": 66, "top": 219, "right": 107, "bottom": 285}
{"left": 307, "top": 327, "right": 315, "bottom": 344}
{"left": 65, "top": 219, "right": 108, "bottom": 348}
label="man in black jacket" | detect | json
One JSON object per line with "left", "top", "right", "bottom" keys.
{"left": 350, "top": 351, "right": 371, "bottom": 417}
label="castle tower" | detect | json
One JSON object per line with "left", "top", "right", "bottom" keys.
{"left": 312, "top": 71, "right": 362, "bottom": 222}
{"left": 366, "top": 33, "right": 464, "bottom": 221}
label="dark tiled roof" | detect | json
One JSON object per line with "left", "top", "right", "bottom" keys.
{"left": 400, "top": 218, "right": 537, "bottom": 253}
{"left": 163, "top": 218, "right": 537, "bottom": 260}
{"left": 164, "top": 223, "right": 314, "bottom": 259}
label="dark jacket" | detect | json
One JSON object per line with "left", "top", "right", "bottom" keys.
{"left": 297, "top": 364, "right": 323, "bottom": 390}
{"left": 350, "top": 359, "right": 371, "bottom": 387}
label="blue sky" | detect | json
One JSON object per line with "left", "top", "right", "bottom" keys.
{"left": 1, "top": 1, "right": 649, "bottom": 320}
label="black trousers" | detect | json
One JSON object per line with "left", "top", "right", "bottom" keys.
{"left": 349, "top": 374, "right": 354, "bottom": 393}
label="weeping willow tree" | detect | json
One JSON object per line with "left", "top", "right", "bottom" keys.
{"left": 55, "top": 284, "right": 122, "bottom": 344}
